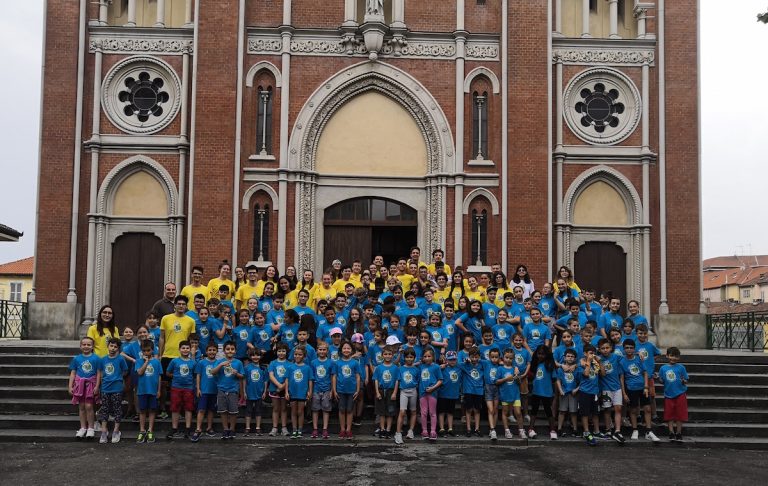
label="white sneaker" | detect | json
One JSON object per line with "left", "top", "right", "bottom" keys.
{"left": 528, "top": 429, "right": 537, "bottom": 439}
{"left": 631, "top": 430, "right": 639, "bottom": 440}
{"left": 85, "top": 428, "right": 95, "bottom": 439}
{"left": 524, "top": 415, "right": 531, "bottom": 425}
{"left": 622, "top": 418, "right": 631, "bottom": 428}
{"left": 281, "top": 427, "right": 290, "bottom": 436}
{"left": 646, "top": 431, "right": 660, "bottom": 442}
{"left": 549, "top": 430, "right": 558, "bottom": 440}
{"left": 394, "top": 432, "right": 404, "bottom": 445}
{"left": 269, "top": 428, "right": 278, "bottom": 437}
{"left": 519, "top": 429, "right": 528, "bottom": 439}
{"left": 406, "top": 429, "right": 414, "bottom": 440}
{"left": 508, "top": 415, "right": 515, "bottom": 423}
{"left": 75, "top": 428, "right": 87, "bottom": 438}
{"left": 490, "top": 429, "right": 497, "bottom": 440}
{"left": 111, "top": 431, "right": 122, "bottom": 444}
{"left": 505, "top": 429, "right": 514, "bottom": 439}
{"left": 99, "top": 431, "right": 109, "bottom": 444}
{"left": 94, "top": 422, "right": 101, "bottom": 432}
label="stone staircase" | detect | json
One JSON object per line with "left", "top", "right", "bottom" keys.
{"left": 0, "top": 341, "right": 766, "bottom": 448}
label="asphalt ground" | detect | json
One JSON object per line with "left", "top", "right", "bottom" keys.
{"left": 0, "top": 442, "right": 764, "bottom": 485}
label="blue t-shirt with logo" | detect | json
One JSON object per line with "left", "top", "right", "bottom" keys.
{"left": 245, "top": 363, "right": 267, "bottom": 400}
{"left": 556, "top": 366, "right": 580, "bottom": 394}
{"left": 497, "top": 365, "right": 522, "bottom": 403}
{"left": 398, "top": 365, "right": 420, "bottom": 390}
{"left": 311, "top": 358, "right": 334, "bottom": 393}
{"left": 290, "top": 343, "right": 317, "bottom": 364}
{"left": 538, "top": 296, "right": 557, "bottom": 319}
{"left": 531, "top": 362, "right": 555, "bottom": 398}
{"left": 579, "top": 364, "right": 600, "bottom": 395}
{"left": 598, "top": 353, "right": 622, "bottom": 392}
{"left": 194, "top": 358, "right": 219, "bottom": 394}
{"left": 69, "top": 353, "right": 101, "bottom": 379}
{"left": 523, "top": 322, "right": 551, "bottom": 352}
{"left": 287, "top": 362, "right": 313, "bottom": 399}
{"left": 511, "top": 346, "right": 532, "bottom": 374}
{"left": 168, "top": 357, "right": 195, "bottom": 390}
{"left": 373, "top": 363, "right": 400, "bottom": 390}
{"left": 232, "top": 325, "right": 252, "bottom": 359}
{"left": 99, "top": 355, "right": 127, "bottom": 393}
{"left": 457, "top": 313, "right": 485, "bottom": 342}
{"left": 439, "top": 365, "right": 462, "bottom": 399}
{"left": 553, "top": 343, "right": 583, "bottom": 364}
{"left": 367, "top": 343, "right": 384, "bottom": 367}
{"left": 481, "top": 359, "right": 499, "bottom": 386}
{"left": 479, "top": 343, "right": 500, "bottom": 362}
{"left": 481, "top": 303, "right": 499, "bottom": 326}
{"left": 441, "top": 320, "right": 459, "bottom": 352}
{"left": 147, "top": 327, "right": 161, "bottom": 346}
{"left": 278, "top": 323, "right": 300, "bottom": 350}
{"left": 268, "top": 359, "right": 290, "bottom": 392}
{"left": 457, "top": 361, "right": 484, "bottom": 395}
{"left": 599, "top": 311, "right": 623, "bottom": 336}
{"left": 620, "top": 355, "right": 646, "bottom": 391}
{"left": 659, "top": 363, "right": 688, "bottom": 398}
{"left": 215, "top": 359, "right": 244, "bottom": 393}
{"left": 492, "top": 323, "right": 515, "bottom": 352}
{"left": 333, "top": 359, "right": 362, "bottom": 394}
{"left": 636, "top": 340, "right": 661, "bottom": 375}
{"left": 418, "top": 363, "right": 443, "bottom": 395}
{"left": 426, "top": 326, "right": 446, "bottom": 348}
{"left": 266, "top": 308, "right": 285, "bottom": 329}
{"left": 249, "top": 324, "right": 274, "bottom": 352}
{"left": 195, "top": 318, "right": 213, "bottom": 350}
{"left": 135, "top": 357, "right": 162, "bottom": 395}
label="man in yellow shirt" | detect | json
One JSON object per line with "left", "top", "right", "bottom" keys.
{"left": 408, "top": 246, "right": 429, "bottom": 270}
{"left": 395, "top": 258, "right": 415, "bottom": 289}
{"left": 180, "top": 266, "right": 209, "bottom": 310}
{"left": 235, "top": 265, "right": 260, "bottom": 310}
{"left": 349, "top": 260, "right": 363, "bottom": 284}
{"left": 312, "top": 273, "right": 337, "bottom": 307}
{"left": 207, "top": 261, "right": 236, "bottom": 301}
{"left": 426, "top": 248, "right": 452, "bottom": 277}
{"left": 333, "top": 265, "right": 362, "bottom": 294}
{"left": 159, "top": 295, "right": 197, "bottom": 362}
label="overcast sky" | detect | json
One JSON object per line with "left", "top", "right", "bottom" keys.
{"left": 0, "top": 1, "right": 766, "bottom": 266}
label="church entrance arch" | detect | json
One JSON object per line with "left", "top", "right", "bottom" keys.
{"left": 323, "top": 197, "right": 417, "bottom": 269}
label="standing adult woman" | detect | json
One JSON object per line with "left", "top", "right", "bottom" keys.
{"left": 86, "top": 305, "right": 120, "bottom": 357}
{"left": 511, "top": 265, "right": 535, "bottom": 299}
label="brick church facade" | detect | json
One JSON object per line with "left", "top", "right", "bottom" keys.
{"left": 31, "top": 0, "right": 705, "bottom": 345}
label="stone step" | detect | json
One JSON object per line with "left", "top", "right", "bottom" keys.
{"left": 0, "top": 354, "right": 74, "bottom": 365}
{"left": 655, "top": 383, "right": 768, "bottom": 397}
{"left": 682, "top": 395, "right": 768, "bottom": 409}
{"left": 0, "top": 398, "right": 73, "bottom": 414}
{"left": 0, "top": 342, "right": 80, "bottom": 355}
{"left": 681, "top": 423, "right": 768, "bottom": 438}
{"left": 660, "top": 353, "right": 768, "bottom": 365}
{"left": 0, "top": 375, "right": 69, "bottom": 387}
{"left": 681, "top": 363, "right": 768, "bottom": 374}
{"left": 0, "top": 364, "right": 69, "bottom": 376}
{"left": 655, "top": 407, "right": 768, "bottom": 423}
{"left": 670, "top": 373, "right": 768, "bottom": 386}
{"left": 0, "top": 387, "right": 70, "bottom": 400}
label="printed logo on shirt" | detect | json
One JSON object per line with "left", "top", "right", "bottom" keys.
{"left": 449, "top": 370, "right": 459, "bottom": 382}
{"left": 337, "top": 317, "right": 347, "bottom": 327}
{"left": 293, "top": 369, "right": 304, "bottom": 382}
{"left": 259, "top": 331, "right": 269, "bottom": 341}
{"left": 470, "top": 369, "right": 480, "bottom": 380}
{"left": 284, "top": 331, "right": 295, "bottom": 342}
{"left": 515, "top": 354, "right": 525, "bottom": 366}
{"left": 421, "top": 369, "right": 431, "bottom": 380}
{"left": 146, "top": 364, "right": 155, "bottom": 376}
{"left": 104, "top": 363, "right": 115, "bottom": 375}
{"left": 497, "top": 329, "right": 507, "bottom": 339}
{"left": 432, "top": 331, "right": 441, "bottom": 341}
{"left": 239, "top": 330, "right": 248, "bottom": 340}
{"left": 179, "top": 364, "right": 190, "bottom": 376}
{"left": 535, "top": 368, "right": 544, "bottom": 380}
{"left": 341, "top": 365, "right": 352, "bottom": 378}
{"left": 224, "top": 365, "right": 234, "bottom": 377}
{"left": 276, "top": 365, "right": 286, "bottom": 377}
{"left": 665, "top": 370, "right": 676, "bottom": 382}
{"left": 604, "top": 362, "right": 614, "bottom": 374}
{"left": 542, "top": 303, "right": 550, "bottom": 311}
{"left": 316, "top": 366, "right": 327, "bottom": 378}
{"left": 275, "top": 317, "right": 284, "bottom": 326}
{"left": 205, "top": 365, "right": 214, "bottom": 378}
{"left": 382, "top": 370, "right": 392, "bottom": 382}
{"left": 402, "top": 371, "right": 414, "bottom": 383}
{"left": 332, "top": 352, "right": 340, "bottom": 361}
{"left": 199, "top": 327, "right": 210, "bottom": 338}
{"left": 489, "top": 368, "right": 497, "bottom": 379}
{"left": 250, "top": 370, "right": 261, "bottom": 382}
{"left": 174, "top": 322, "right": 182, "bottom": 333}
{"left": 488, "top": 309, "right": 496, "bottom": 318}
{"left": 531, "top": 329, "right": 541, "bottom": 339}
{"left": 81, "top": 361, "right": 93, "bottom": 373}
{"left": 564, "top": 371, "right": 574, "bottom": 383}
{"left": 610, "top": 319, "right": 619, "bottom": 328}
{"left": 628, "top": 364, "right": 641, "bottom": 376}
{"left": 374, "top": 352, "right": 383, "bottom": 364}
{"left": 638, "top": 348, "right": 648, "bottom": 360}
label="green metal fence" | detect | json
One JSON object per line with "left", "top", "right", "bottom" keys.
{"left": 706, "top": 311, "right": 768, "bottom": 352}
{"left": 0, "top": 300, "right": 28, "bottom": 339}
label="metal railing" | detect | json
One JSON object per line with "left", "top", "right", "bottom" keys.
{"left": 706, "top": 312, "right": 768, "bottom": 351}
{"left": 0, "top": 300, "right": 28, "bottom": 339}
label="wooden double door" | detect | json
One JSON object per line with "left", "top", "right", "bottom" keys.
{"left": 110, "top": 233, "right": 165, "bottom": 329}
{"left": 574, "top": 241, "right": 627, "bottom": 304}
{"left": 323, "top": 225, "right": 417, "bottom": 270}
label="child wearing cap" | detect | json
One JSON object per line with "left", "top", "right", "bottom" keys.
{"left": 438, "top": 350, "right": 461, "bottom": 437}
{"left": 328, "top": 328, "right": 344, "bottom": 361}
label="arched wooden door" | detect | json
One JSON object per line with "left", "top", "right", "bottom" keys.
{"left": 324, "top": 198, "right": 417, "bottom": 269}
{"left": 110, "top": 233, "right": 165, "bottom": 329}
{"left": 574, "top": 241, "right": 627, "bottom": 305}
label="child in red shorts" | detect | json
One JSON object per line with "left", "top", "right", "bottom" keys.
{"left": 656, "top": 347, "right": 688, "bottom": 442}
{"left": 166, "top": 341, "right": 196, "bottom": 439}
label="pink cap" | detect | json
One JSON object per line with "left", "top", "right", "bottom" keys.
{"left": 330, "top": 327, "right": 343, "bottom": 335}
{"left": 351, "top": 333, "right": 364, "bottom": 344}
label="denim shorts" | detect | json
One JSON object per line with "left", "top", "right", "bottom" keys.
{"left": 484, "top": 384, "right": 500, "bottom": 401}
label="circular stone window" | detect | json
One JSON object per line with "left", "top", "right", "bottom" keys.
{"left": 563, "top": 68, "right": 640, "bottom": 145}
{"left": 102, "top": 56, "right": 181, "bottom": 134}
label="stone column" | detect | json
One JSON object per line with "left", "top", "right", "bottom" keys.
{"left": 155, "top": 0, "right": 166, "bottom": 27}
{"left": 126, "top": 0, "right": 137, "bottom": 27}
{"left": 581, "top": 0, "right": 591, "bottom": 37}
{"left": 608, "top": 0, "right": 620, "bottom": 39}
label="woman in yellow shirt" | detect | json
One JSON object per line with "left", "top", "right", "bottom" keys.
{"left": 86, "top": 305, "right": 120, "bottom": 357}
{"left": 207, "top": 261, "right": 236, "bottom": 301}
{"left": 448, "top": 271, "right": 467, "bottom": 307}
{"left": 465, "top": 275, "right": 486, "bottom": 303}
{"left": 255, "top": 264, "right": 279, "bottom": 296}
{"left": 552, "top": 266, "right": 582, "bottom": 294}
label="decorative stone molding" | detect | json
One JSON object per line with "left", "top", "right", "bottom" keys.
{"left": 247, "top": 37, "right": 282, "bottom": 53}
{"left": 562, "top": 165, "right": 642, "bottom": 226}
{"left": 90, "top": 37, "right": 193, "bottom": 55}
{"left": 101, "top": 56, "right": 182, "bottom": 135}
{"left": 96, "top": 155, "right": 179, "bottom": 215}
{"left": 463, "top": 67, "right": 501, "bottom": 94}
{"left": 289, "top": 62, "right": 454, "bottom": 271}
{"left": 462, "top": 188, "right": 500, "bottom": 216}
{"left": 563, "top": 67, "right": 641, "bottom": 145}
{"left": 465, "top": 42, "right": 500, "bottom": 60}
{"left": 553, "top": 48, "right": 655, "bottom": 66}
{"left": 242, "top": 183, "right": 279, "bottom": 211}
{"left": 245, "top": 61, "right": 282, "bottom": 88}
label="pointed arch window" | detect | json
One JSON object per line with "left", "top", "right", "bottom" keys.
{"left": 256, "top": 86, "right": 273, "bottom": 156}
{"left": 472, "top": 91, "right": 489, "bottom": 160}
{"left": 471, "top": 208, "right": 488, "bottom": 266}
{"left": 253, "top": 203, "right": 271, "bottom": 262}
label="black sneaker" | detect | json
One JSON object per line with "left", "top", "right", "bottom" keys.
{"left": 373, "top": 428, "right": 381, "bottom": 437}
{"left": 385, "top": 430, "right": 392, "bottom": 439}
{"left": 438, "top": 429, "right": 446, "bottom": 438}
{"left": 377, "top": 430, "right": 384, "bottom": 439}
{"left": 559, "top": 429, "right": 569, "bottom": 438}
{"left": 190, "top": 430, "right": 202, "bottom": 442}
{"left": 669, "top": 432, "right": 676, "bottom": 442}
{"left": 221, "top": 430, "right": 229, "bottom": 440}
{"left": 675, "top": 433, "right": 683, "bottom": 442}
{"left": 447, "top": 429, "right": 456, "bottom": 437}
{"left": 465, "top": 430, "right": 472, "bottom": 438}
{"left": 473, "top": 429, "right": 481, "bottom": 437}
{"left": 166, "top": 429, "right": 177, "bottom": 440}
{"left": 206, "top": 429, "right": 216, "bottom": 437}
{"left": 611, "top": 431, "right": 626, "bottom": 444}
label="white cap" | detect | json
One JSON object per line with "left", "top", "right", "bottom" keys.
{"left": 385, "top": 335, "right": 401, "bottom": 346}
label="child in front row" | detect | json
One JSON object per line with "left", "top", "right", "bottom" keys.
{"left": 577, "top": 344, "right": 603, "bottom": 446}
{"left": 528, "top": 345, "right": 558, "bottom": 440}
{"left": 135, "top": 340, "right": 162, "bottom": 443}
{"left": 458, "top": 348, "right": 485, "bottom": 437}
{"left": 620, "top": 339, "right": 659, "bottom": 442}
{"left": 243, "top": 348, "right": 268, "bottom": 436}
{"left": 286, "top": 345, "right": 313, "bottom": 438}
{"left": 394, "top": 348, "right": 419, "bottom": 444}
{"left": 212, "top": 341, "right": 245, "bottom": 439}
{"left": 333, "top": 341, "right": 363, "bottom": 439}
{"left": 658, "top": 346, "right": 688, "bottom": 442}
{"left": 268, "top": 342, "right": 291, "bottom": 436}
{"left": 556, "top": 348, "right": 580, "bottom": 437}
{"left": 374, "top": 346, "right": 400, "bottom": 439}
{"left": 68, "top": 337, "right": 101, "bottom": 439}
{"left": 311, "top": 341, "right": 334, "bottom": 438}
{"left": 437, "top": 351, "right": 461, "bottom": 436}
{"left": 96, "top": 338, "right": 128, "bottom": 444}
{"left": 496, "top": 348, "right": 526, "bottom": 439}
{"left": 191, "top": 343, "right": 220, "bottom": 441}
{"left": 418, "top": 348, "right": 443, "bottom": 442}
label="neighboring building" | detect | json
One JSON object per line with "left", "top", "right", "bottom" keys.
{"left": 0, "top": 257, "right": 34, "bottom": 303}
{"left": 702, "top": 255, "right": 768, "bottom": 304}
{"left": 0, "top": 224, "right": 23, "bottom": 243}
{"left": 32, "top": 1, "right": 703, "bottom": 345}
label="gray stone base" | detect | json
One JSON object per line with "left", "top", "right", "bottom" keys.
{"left": 28, "top": 302, "right": 83, "bottom": 340}
{"left": 654, "top": 313, "right": 706, "bottom": 349}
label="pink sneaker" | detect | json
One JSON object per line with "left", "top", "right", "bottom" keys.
{"left": 322, "top": 429, "right": 329, "bottom": 439}
{"left": 311, "top": 429, "right": 318, "bottom": 438}
{"left": 429, "top": 432, "right": 437, "bottom": 442}
{"left": 338, "top": 431, "right": 346, "bottom": 439}
{"left": 346, "top": 432, "right": 353, "bottom": 440}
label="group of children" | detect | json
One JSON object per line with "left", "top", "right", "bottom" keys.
{"left": 68, "top": 257, "right": 690, "bottom": 445}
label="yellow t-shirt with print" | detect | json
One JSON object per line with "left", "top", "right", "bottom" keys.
{"left": 180, "top": 284, "right": 210, "bottom": 310}
{"left": 283, "top": 289, "right": 300, "bottom": 310}
{"left": 255, "top": 279, "right": 277, "bottom": 297}
{"left": 86, "top": 325, "right": 119, "bottom": 358}
{"left": 433, "top": 288, "right": 451, "bottom": 308}
{"left": 333, "top": 278, "right": 362, "bottom": 295}
{"left": 207, "top": 278, "right": 236, "bottom": 301}
{"left": 396, "top": 274, "right": 415, "bottom": 289}
{"left": 235, "top": 283, "right": 261, "bottom": 307}
{"left": 312, "top": 285, "right": 337, "bottom": 307}
{"left": 427, "top": 263, "right": 452, "bottom": 277}
{"left": 465, "top": 289, "right": 486, "bottom": 303}
{"left": 160, "top": 314, "right": 196, "bottom": 358}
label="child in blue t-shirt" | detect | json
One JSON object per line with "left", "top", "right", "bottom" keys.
{"left": 333, "top": 341, "right": 362, "bottom": 440}
{"left": 619, "top": 339, "right": 659, "bottom": 442}
{"left": 482, "top": 347, "right": 502, "bottom": 440}
{"left": 478, "top": 326, "right": 500, "bottom": 362}
{"left": 232, "top": 310, "right": 253, "bottom": 361}
{"left": 394, "top": 348, "right": 420, "bottom": 444}
{"left": 286, "top": 345, "right": 314, "bottom": 438}
{"left": 212, "top": 341, "right": 245, "bottom": 439}
{"left": 248, "top": 311, "right": 273, "bottom": 353}
{"left": 528, "top": 345, "right": 557, "bottom": 440}
{"left": 457, "top": 349, "right": 485, "bottom": 437}
{"left": 268, "top": 342, "right": 291, "bottom": 437}
{"left": 597, "top": 338, "right": 625, "bottom": 443}
{"left": 658, "top": 347, "right": 689, "bottom": 442}
{"left": 243, "top": 348, "right": 267, "bottom": 436}
{"left": 96, "top": 337, "right": 127, "bottom": 443}
{"left": 496, "top": 348, "right": 525, "bottom": 439}
{"left": 418, "top": 348, "right": 443, "bottom": 442}
{"left": 577, "top": 344, "right": 603, "bottom": 445}
{"left": 492, "top": 309, "right": 515, "bottom": 353}
{"left": 165, "top": 340, "right": 196, "bottom": 439}
{"left": 135, "top": 340, "right": 162, "bottom": 443}
{"left": 373, "top": 346, "right": 400, "bottom": 438}
{"left": 69, "top": 337, "right": 102, "bottom": 438}
{"left": 311, "top": 342, "right": 335, "bottom": 439}
{"left": 511, "top": 333, "right": 532, "bottom": 418}
{"left": 437, "top": 351, "right": 461, "bottom": 436}
{"left": 191, "top": 343, "right": 219, "bottom": 441}
{"left": 523, "top": 308, "right": 551, "bottom": 354}
{"left": 555, "top": 348, "right": 580, "bottom": 438}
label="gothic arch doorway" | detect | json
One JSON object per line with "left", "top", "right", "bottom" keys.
{"left": 323, "top": 197, "right": 417, "bottom": 269}
{"left": 574, "top": 241, "right": 627, "bottom": 305}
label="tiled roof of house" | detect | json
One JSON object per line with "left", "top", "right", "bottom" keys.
{"left": 706, "top": 301, "right": 768, "bottom": 314}
{"left": 0, "top": 224, "right": 23, "bottom": 241}
{"left": 740, "top": 271, "right": 768, "bottom": 287}
{"left": 703, "top": 255, "right": 768, "bottom": 270}
{"left": 0, "top": 257, "right": 34, "bottom": 276}
{"left": 702, "top": 267, "right": 767, "bottom": 290}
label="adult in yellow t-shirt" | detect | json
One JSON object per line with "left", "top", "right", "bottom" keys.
{"left": 158, "top": 296, "right": 196, "bottom": 360}
{"left": 313, "top": 273, "right": 338, "bottom": 307}
{"left": 235, "top": 266, "right": 261, "bottom": 309}
{"left": 207, "top": 261, "right": 236, "bottom": 302}
{"left": 426, "top": 248, "right": 451, "bottom": 277}
{"left": 180, "top": 266, "right": 209, "bottom": 310}
{"left": 86, "top": 305, "right": 120, "bottom": 357}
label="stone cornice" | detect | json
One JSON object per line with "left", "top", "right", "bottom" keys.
{"left": 89, "top": 26, "right": 193, "bottom": 55}
{"left": 552, "top": 38, "right": 656, "bottom": 66}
